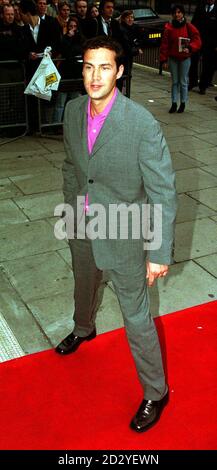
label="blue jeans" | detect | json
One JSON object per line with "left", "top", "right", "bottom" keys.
{"left": 53, "top": 91, "right": 80, "bottom": 123}
{"left": 169, "top": 57, "right": 191, "bottom": 104}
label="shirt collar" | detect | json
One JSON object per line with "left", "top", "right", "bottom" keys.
{"left": 29, "top": 16, "right": 40, "bottom": 32}
{"left": 87, "top": 87, "right": 118, "bottom": 121}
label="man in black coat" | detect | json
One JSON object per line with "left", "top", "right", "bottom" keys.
{"left": 19, "top": 0, "right": 61, "bottom": 131}
{"left": 19, "top": 0, "right": 61, "bottom": 78}
{"left": 189, "top": 0, "right": 217, "bottom": 93}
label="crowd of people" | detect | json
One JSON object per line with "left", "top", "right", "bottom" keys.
{"left": 0, "top": 0, "right": 217, "bottom": 128}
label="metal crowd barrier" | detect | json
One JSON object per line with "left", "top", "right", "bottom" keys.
{"left": 134, "top": 47, "right": 161, "bottom": 71}
{"left": 0, "top": 58, "right": 131, "bottom": 137}
{"left": 134, "top": 47, "right": 217, "bottom": 84}
{"left": 0, "top": 61, "right": 28, "bottom": 135}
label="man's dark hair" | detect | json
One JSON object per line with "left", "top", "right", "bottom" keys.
{"left": 99, "top": 0, "right": 115, "bottom": 15}
{"left": 83, "top": 36, "right": 124, "bottom": 68}
{"left": 19, "top": 0, "right": 38, "bottom": 15}
{"left": 171, "top": 4, "right": 186, "bottom": 15}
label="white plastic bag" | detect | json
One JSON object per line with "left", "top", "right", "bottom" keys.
{"left": 24, "top": 47, "right": 61, "bottom": 101}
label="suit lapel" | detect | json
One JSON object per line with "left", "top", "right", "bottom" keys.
{"left": 78, "top": 97, "right": 89, "bottom": 163}
{"left": 76, "top": 91, "right": 125, "bottom": 160}
{"left": 90, "top": 91, "right": 125, "bottom": 157}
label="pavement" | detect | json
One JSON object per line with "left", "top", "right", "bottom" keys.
{"left": 0, "top": 64, "right": 217, "bottom": 362}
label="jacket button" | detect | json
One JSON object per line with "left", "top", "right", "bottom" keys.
{"left": 89, "top": 179, "right": 94, "bottom": 184}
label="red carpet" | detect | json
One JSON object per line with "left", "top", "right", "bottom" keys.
{"left": 0, "top": 301, "right": 217, "bottom": 450}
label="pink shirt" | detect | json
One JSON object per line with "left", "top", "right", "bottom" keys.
{"left": 85, "top": 87, "right": 118, "bottom": 210}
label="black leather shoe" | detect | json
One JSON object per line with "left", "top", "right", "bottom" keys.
{"left": 130, "top": 391, "right": 169, "bottom": 433}
{"left": 55, "top": 329, "right": 96, "bottom": 355}
{"left": 169, "top": 103, "right": 177, "bottom": 113}
{"left": 177, "top": 103, "right": 185, "bottom": 113}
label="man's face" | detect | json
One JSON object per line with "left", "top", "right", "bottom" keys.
{"left": 19, "top": 9, "right": 29, "bottom": 24}
{"left": 102, "top": 2, "right": 114, "bottom": 20}
{"left": 3, "top": 6, "right": 14, "bottom": 24}
{"left": 37, "top": 0, "right": 47, "bottom": 16}
{"left": 82, "top": 47, "right": 123, "bottom": 102}
{"left": 76, "top": 1, "right": 87, "bottom": 18}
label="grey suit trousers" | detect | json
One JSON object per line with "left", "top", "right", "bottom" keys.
{"left": 69, "top": 236, "right": 167, "bottom": 401}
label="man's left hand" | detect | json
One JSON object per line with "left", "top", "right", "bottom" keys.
{"left": 146, "top": 261, "right": 169, "bottom": 287}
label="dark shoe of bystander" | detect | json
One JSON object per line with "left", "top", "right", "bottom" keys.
{"left": 177, "top": 103, "right": 185, "bottom": 113}
{"left": 169, "top": 103, "right": 177, "bottom": 113}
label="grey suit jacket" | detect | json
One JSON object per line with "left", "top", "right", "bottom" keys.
{"left": 63, "top": 90, "right": 177, "bottom": 271}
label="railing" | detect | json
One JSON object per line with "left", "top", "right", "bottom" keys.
{"left": 0, "top": 61, "right": 29, "bottom": 135}
{"left": 0, "top": 59, "right": 131, "bottom": 138}
{"left": 134, "top": 46, "right": 161, "bottom": 71}
{"left": 134, "top": 46, "right": 217, "bottom": 84}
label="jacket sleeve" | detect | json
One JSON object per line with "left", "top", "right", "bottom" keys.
{"left": 159, "top": 24, "right": 170, "bottom": 62}
{"left": 62, "top": 102, "right": 80, "bottom": 207}
{"left": 187, "top": 23, "right": 202, "bottom": 53}
{"left": 138, "top": 116, "right": 177, "bottom": 265}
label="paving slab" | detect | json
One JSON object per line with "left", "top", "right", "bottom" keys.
{"left": 185, "top": 147, "right": 217, "bottom": 165}
{"left": 10, "top": 169, "right": 62, "bottom": 195}
{"left": 197, "top": 132, "right": 217, "bottom": 146}
{"left": 43, "top": 151, "right": 65, "bottom": 169}
{"left": 0, "top": 137, "right": 47, "bottom": 155}
{"left": 39, "top": 138, "right": 64, "bottom": 152}
{"left": 171, "top": 152, "right": 205, "bottom": 171}
{"left": 57, "top": 247, "right": 72, "bottom": 266}
{"left": 14, "top": 190, "right": 63, "bottom": 220}
{"left": 0, "top": 177, "right": 23, "bottom": 200}
{"left": 149, "top": 260, "right": 217, "bottom": 316}
{"left": 0, "top": 155, "right": 53, "bottom": 177}
{"left": 0, "top": 269, "right": 50, "bottom": 353}
{"left": 175, "top": 218, "right": 217, "bottom": 262}
{"left": 0, "top": 220, "right": 66, "bottom": 261}
{"left": 27, "top": 284, "right": 123, "bottom": 346}
{"left": 176, "top": 168, "right": 217, "bottom": 193}
{"left": 2, "top": 251, "right": 73, "bottom": 303}
{"left": 167, "top": 135, "right": 214, "bottom": 155}
{"left": 200, "top": 164, "right": 217, "bottom": 178}
{"left": 187, "top": 187, "right": 217, "bottom": 211}
{"left": 0, "top": 199, "right": 28, "bottom": 225}
{"left": 161, "top": 124, "right": 195, "bottom": 138}
{"left": 194, "top": 254, "right": 217, "bottom": 278}
{"left": 177, "top": 194, "right": 216, "bottom": 223}
{"left": 183, "top": 118, "right": 217, "bottom": 134}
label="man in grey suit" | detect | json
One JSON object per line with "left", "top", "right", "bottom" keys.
{"left": 55, "top": 36, "right": 177, "bottom": 433}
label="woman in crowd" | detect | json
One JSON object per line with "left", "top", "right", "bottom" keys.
{"left": 86, "top": 2, "right": 99, "bottom": 19}
{"left": 160, "top": 4, "right": 201, "bottom": 113}
{"left": 119, "top": 10, "right": 143, "bottom": 94}
{"left": 54, "top": 15, "right": 84, "bottom": 122}
{"left": 55, "top": 0, "right": 71, "bottom": 36}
